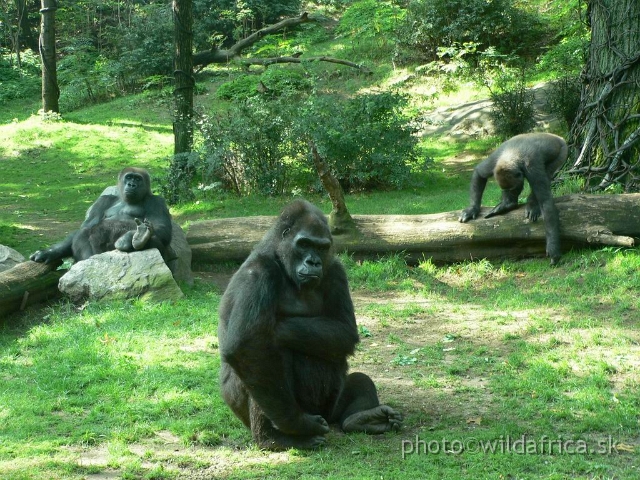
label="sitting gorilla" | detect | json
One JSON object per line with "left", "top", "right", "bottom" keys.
{"left": 30, "top": 167, "right": 172, "bottom": 264}
{"left": 218, "top": 199, "right": 403, "bottom": 450}
{"left": 458, "top": 132, "right": 568, "bottom": 265}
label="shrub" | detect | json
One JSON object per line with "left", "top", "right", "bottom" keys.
{"left": 198, "top": 97, "right": 307, "bottom": 196}
{"left": 215, "top": 75, "right": 260, "bottom": 100}
{"left": 400, "top": 0, "right": 546, "bottom": 62}
{"left": 216, "top": 68, "right": 312, "bottom": 101}
{"left": 0, "top": 50, "right": 41, "bottom": 102}
{"left": 336, "top": 0, "right": 405, "bottom": 60}
{"left": 159, "top": 152, "right": 200, "bottom": 205}
{"left": 488, "top": 71, "right": 537, "bottom": 138}
{"left": 299, "top": 92, "right": 420, "bottom": 191}
{"left": 547, "top": 76, "right": 582, "bottom": 128}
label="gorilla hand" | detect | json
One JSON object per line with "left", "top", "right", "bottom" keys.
{"left": 132, "top": 218, "right": 154, "bottom": 250}
{"left": 30, "top": 248, "right": 59, "bottom": 264}
{"left": 458, "top": 206, "right": 480, "bottom": 223}
{"left": 484, "top": 200, "right": 519, "bottom": 219}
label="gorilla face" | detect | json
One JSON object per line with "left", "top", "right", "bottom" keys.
{"left": 276, "top": 206, "right": 333, "bottom": 289}
{"left": 122, "top": 173, "right": 144, "bottom": 202}
{"left": 118, "top": 169, "right": 150, "bottom": 204}
{"left": 292, "top": 231, "right": 332, "bottom": 286}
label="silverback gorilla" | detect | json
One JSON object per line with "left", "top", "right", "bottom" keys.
{"left": 30, "top": 167, "right": 172, "bottom": 264}
{"left": 218, "top": 199, "right": 403, "bottom": 450}
{"left": 458, "top": 132, "right": 568, "bottom": 265}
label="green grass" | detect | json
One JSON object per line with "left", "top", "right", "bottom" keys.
{"left": 1, "top": 250, "right": 638, "bottom": 479}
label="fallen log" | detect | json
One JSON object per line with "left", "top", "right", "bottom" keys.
{"left": 0, "top": 260, "right": 64, "bottom": 319}
{"left": 186, "top": 194, "right": 640, "bottom": 266}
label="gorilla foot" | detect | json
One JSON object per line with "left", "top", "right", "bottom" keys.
{"left": 342, "top": 405, "right": 404, "bottom": 434}
{"left": 525, "top": 204, "right": 542, "bottom": 222}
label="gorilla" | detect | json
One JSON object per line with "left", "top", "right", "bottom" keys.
{"left": 218, "top": 199, "right": 403, "bottom": 450}
{"left": 30, "top": 167, "right": 172, "bottom": 264}
{"left": 458, "top": 132, "right": 568, "bottom": 265}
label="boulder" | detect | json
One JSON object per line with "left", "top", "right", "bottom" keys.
{"left": 0, "top": 245, "right": 26, "bottom": 273}
{"left": 59, "top": 249, "right": 184, "bottom": 303}
{"left": 167, "top": 221, "right": 194, "bottom": 285}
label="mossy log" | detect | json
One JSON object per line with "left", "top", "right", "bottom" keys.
{"left": 0, "top": 260, "right": 64, "bottom": 319}
{"left": 186, "top": 194, "right": 640, "bottom": 266}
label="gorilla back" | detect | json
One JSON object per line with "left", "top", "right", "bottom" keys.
{"left": 458, "top": 133, "right": 567, "bottom": 265}
{"left": 218, "top": 199, "right": 403, "bottom": 450}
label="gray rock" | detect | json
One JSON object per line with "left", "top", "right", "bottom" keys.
{"left": 168, "top": 221, "right": 194, "bottom": 285}
{"left": 59, "top": 249, "right": 184, "bottom": 303}
{"left": 0, "top": 245, "right": 26, "bottom": 272}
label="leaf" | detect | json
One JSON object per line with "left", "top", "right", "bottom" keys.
{"left": 466, "top": 417, "right": 482, "bottom": 425}
{"left": 615, "top": 443, "right": 635, "bottom": 453}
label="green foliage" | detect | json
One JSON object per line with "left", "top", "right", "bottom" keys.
{"left": 216, "top": 68, "right": 312, "bottom": 101}
{"left": 197, "top": 86, "right": 423, "bottom": 198}
{"left": 0, "top": 50, "right": 41, "bottom": 102}
{"left": 488, "top": 70, "right": 537, "bottom": 139}
{"left": 259, "top": 67, "right": 313, "bottom": 96}
{"left": 215, "top": 74, "right": 259, "bottom": 100}
{"left": 547, "top": 75, "right": 582, "bottom": 128}
{"left": 400, "top": 0, "right": 546, "bottom": 62}
{"left": 159, "top": 152, "right": 200, "bottom": 205}
{"left": 300, "top": 91, "right": 422, "bottom": 191}
{"left": 197, "top": 97, "right": 307, "bottom": 197}
{"left": 537, "top": 34, "right": 590, "bottom": 77}
{"left": 336, "top": 0, "right": 405, "bottom": 60}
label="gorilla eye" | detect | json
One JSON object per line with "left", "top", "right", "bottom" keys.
{"left": 296, "top": 238, "right": 313, "bottom": 249}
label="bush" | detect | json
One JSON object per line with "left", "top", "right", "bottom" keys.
{"left": 187, "top": 90, "right": 423, "bottom": 197}
{"left": 198, "top": 97, "right": 307, "bottom": 196}
{"left": 400, "top": 0, "right": 546, "bottom": 62}
{"left": 216, "top": 68, "right": 312, "bottom": 101}
{"left": 547, "top": 76, "right": 582, "bottom": 128}
{"left": 488, "top": 71, "right": 537, "bottom": 138}
{"left": 0, "top": 50, "right": 41, "bottom": 102}
{"left": 299, "top": 92, "right": 421, "bottom": 191}
{"left": 215, "top": 75, "right": 260, "bottom": 101}
{"left": 336, "top": 0, "right": 405, "bottom": 60}
{"left": 159, "top": 152, "right": 200, "bottom": 205}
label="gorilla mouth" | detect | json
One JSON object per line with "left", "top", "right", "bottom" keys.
{"left": 298, "top": 272, "right": 320, "bottom": 283}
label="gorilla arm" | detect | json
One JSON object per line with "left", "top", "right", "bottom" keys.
{"left": 458, "top": 156, "right": 493, "bottom": 222}
{"left": 274, "top": 261, "right": 359, "bottom": 362}
{"left": 219, "top": 257, "right": 330, "bottom": 436}
{"left": 30, "top": 195, "right": 118, "bottom": 264}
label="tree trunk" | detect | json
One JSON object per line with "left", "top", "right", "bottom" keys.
{"left": 309, "top": 141, "right": 357, "bottom": 235}
{"left": 172, "top": 0, "right": 194, "bottom": 155}
{"left": 568, "top": 0, "right": 640, "bottom": 191}
{"left": 39, "top": 0, "right": 59, "bottom": 113}
{"left": 186, "top": 194, "right": 640, "bottom": 266}
{"left": 0, "top": 261, "right": 63, "bottom": 319}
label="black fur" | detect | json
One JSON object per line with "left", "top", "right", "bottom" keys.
{"left": 30, "top": 167, "right": 172, "bottom": 264}
{"left": 458, "top": 133, "right": 567, "bottom": 265}
{"left": 218, "top": 199, "right": 403, "bottom": 450}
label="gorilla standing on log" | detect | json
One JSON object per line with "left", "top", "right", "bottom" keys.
{"left": 30, "top": 167, "right": 172, "bottom": 264}
{"left": 458, "top": 133, "right": 568, "bottom": 265}
{"left": 218, "top": 199, "right": 403, "bottom": 450}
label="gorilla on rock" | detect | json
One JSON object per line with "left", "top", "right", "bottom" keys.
{"left": 30, "top": 167, "right": 173, "bottom": 265}
{"left": 218, "top": 199, "right": 403, "bottom": 450}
